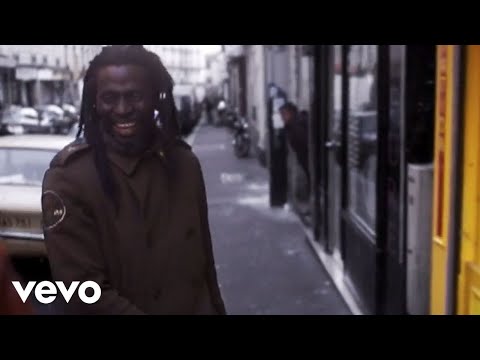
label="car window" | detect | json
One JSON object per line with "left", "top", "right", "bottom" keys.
{"left": 0, "top": 148, "right": 57, "bottom": 186}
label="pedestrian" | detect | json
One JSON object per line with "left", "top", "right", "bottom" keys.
{"left": 204, "top": 96, "right": 213, "bottom": 125}
{"left": 279, "top": 102, "right": 310, "bottom": 182}
{"left": 41, "top": 45, "right": 226, "bottom": 315}
{"left": 0, "top": 244, "right": 35, "bottom": 315}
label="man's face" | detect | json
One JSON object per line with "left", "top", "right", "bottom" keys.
{"left": 96, "top": 65, "right": 156, "bottom": 141}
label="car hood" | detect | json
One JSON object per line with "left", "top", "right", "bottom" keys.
{"left": 0, "top": 185, "right": 42, "bottom": 213}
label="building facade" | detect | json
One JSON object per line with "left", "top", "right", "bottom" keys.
{"left": 0, "top": 45, "right": 103, "bottom": 109}
{"left": 143, "top": 45, "right": 207, "bottom": 102}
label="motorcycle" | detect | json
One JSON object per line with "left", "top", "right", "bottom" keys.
{"left": 232, "top": 117, "right": 251, "bottom": 158}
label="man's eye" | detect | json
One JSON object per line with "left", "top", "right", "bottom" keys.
{"left": 101, "top": 94, "right": 116, "bottom": 103}
{"left": 130, "top": 92, "right": 143, "bottom": 101}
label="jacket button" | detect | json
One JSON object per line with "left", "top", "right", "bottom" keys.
{"left": 154, "top": 290, "right": 162, "bottom": 300}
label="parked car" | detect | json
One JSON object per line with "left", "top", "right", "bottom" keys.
{"left": 36, "top": 104, "right": 76, "bottom": 135}
{"left": 62, "top": 104, "right": 79, "bottom": 129}
{"left": 0, "top": 106, "right": 50, "bottom": 135}
{"left": 0, "top": 134, "right": 75, "bottom": 257}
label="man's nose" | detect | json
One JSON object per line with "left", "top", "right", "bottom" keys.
{"left": 114, "top": 98, "right": 133, "bottom": 116}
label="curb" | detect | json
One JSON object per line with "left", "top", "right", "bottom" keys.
{"left": 294, "top": 217, "right": 365, "bottom": 315}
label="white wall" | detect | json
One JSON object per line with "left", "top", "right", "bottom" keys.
{"left": 143, "top": 45, "right": 207, "bottom": 86}
{"left": 246, "top": 45, "right": 267, "bottom": 152}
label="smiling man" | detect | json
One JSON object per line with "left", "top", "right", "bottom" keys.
{"left": 41, "top": 45, "right": 226, "bottom": 315}
{"left": 98, "top": 63, "right": 158, "bottom": 155}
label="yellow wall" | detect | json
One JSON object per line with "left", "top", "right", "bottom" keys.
{"left": 430, "top": 45, "right": 456, "bottom": 315}
{"left": 457, "top": 45, "right": 480, "bottom": 315}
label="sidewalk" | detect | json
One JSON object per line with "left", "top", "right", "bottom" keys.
{"left": 190, "top": 122, "right": 352, "bottom": 315}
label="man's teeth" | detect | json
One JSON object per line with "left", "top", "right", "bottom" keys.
{"left": 116, "top": 123, "right": 135, "bottom": 129}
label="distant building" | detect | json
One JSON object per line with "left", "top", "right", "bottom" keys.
{"left": 205, "top": 50, "right": 228, "bottom": 101}
{"left": 143, "top": 45, "right": 210, "bottom": 104}
{"left": 0, "top": 45, "right": 102, "bottom": 108}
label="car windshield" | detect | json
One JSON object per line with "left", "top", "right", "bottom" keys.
{"left": 0, "top": 148, "right": 57, "bottom": 186}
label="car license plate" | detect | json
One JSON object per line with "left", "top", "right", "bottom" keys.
{"left": 0, "top": 212, "right": 32, "bottom": 230}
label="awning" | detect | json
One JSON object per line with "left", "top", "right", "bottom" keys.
{"left": 15, "top": 66, "right": 68, "bottom": 81}
{"left": 0, "top": 56, "right": 15, "bottom": 69}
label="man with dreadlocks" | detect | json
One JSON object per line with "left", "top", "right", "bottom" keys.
{"left": 41, "top": 45, "right": 226, "bottom": 315}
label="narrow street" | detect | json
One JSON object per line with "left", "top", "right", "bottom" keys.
{"left": 191, "top": 122, "right": 351, "bottom": 315}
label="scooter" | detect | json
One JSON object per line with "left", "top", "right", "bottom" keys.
{"left": 232, "top": 117, "right": 251, "bottom": 158}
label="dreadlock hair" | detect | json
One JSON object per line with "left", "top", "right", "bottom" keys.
{"left": 76, "top": 45, "right": 180, "bottom": 210}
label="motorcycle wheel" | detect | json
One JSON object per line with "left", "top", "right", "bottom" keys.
{"left": 234, "top": 135, "right": 250, "bottom": 158}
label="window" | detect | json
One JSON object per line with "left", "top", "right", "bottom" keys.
{"left": 346, "top": 45, "right": 378, "bottom": 235}
{"left": 0, "top": 149, "right": 58, "bottom": 186}
{"left": 332, "top": 45, "right": 343, "bottom": 147}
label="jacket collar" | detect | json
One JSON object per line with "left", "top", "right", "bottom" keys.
{"left": 106, "top": 131, "right": 166, "bottom": 176}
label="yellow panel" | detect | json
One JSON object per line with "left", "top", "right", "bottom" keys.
{"left": 470, "top": 288, "right": 480, "bottom": 315}
{"left": 470, "top": 287, "right": 480, "bottom": 315}
{"left": 465, "top": 263, "right": 480, "bottom": 315}
{"left": 457, "top": 45, "right": 480, "bottom": 315}
{"left": 430, "top": 45, "right": 456, "bottom": 315}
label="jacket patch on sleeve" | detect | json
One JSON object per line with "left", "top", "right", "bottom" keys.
{"left": 41, "top": 190, "right": 66, "bottom": 230}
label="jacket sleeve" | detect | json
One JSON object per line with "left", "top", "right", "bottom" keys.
{"left": 194, "top": 158, "right": 227, "bottom": 315}
{"left": 42, "top": 167, "right": 145, "bottom": 315}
